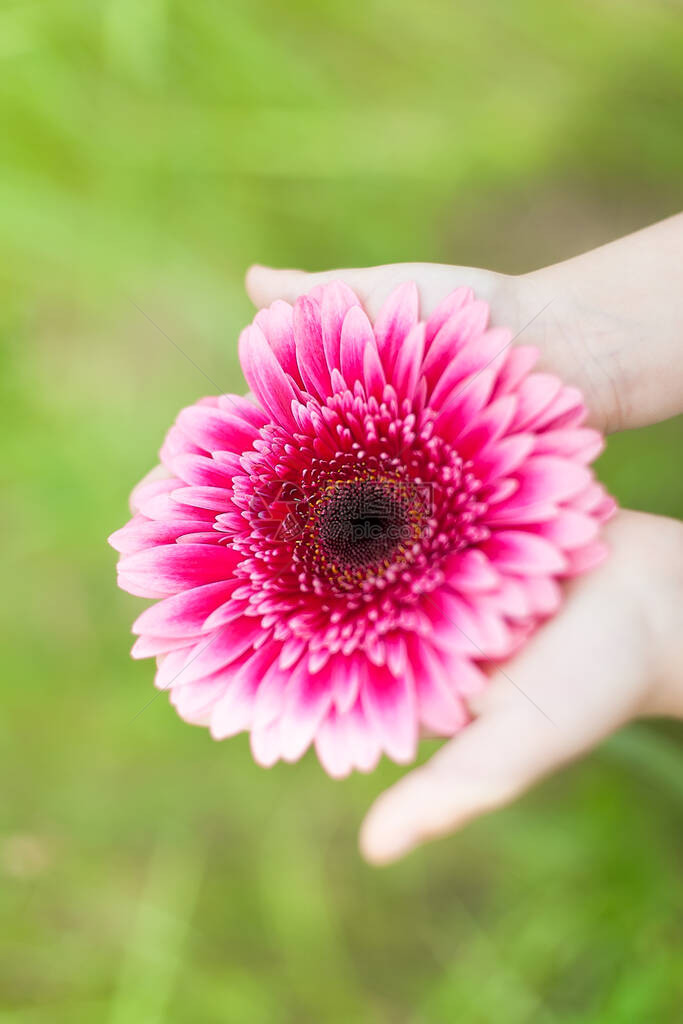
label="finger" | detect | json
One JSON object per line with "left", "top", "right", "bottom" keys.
{"left": 359, "top": 700, "right": 566, "bottom": 866}
{"left": 245, "top": 261, "right": 503, "bottom": 322}
{"left": 245, "top": 263, "right": 394, "bottom": 312}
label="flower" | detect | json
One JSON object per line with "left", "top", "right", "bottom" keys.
{"left": 110, "top": 282, "right": 615, "bottom": 776}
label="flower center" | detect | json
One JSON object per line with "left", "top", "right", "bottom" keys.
{"left": 291, "top": 466, "right": 433, "bottom": 593}
{"left": 318, "top": 480, "right": 412, "bottom": 572}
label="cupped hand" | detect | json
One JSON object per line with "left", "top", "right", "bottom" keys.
{"left": 357, "top": 510, "right": 683, "bottom": 864}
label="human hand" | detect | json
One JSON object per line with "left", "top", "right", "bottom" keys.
{"left": 355, "top": 510, "right": 683, "bottom": 864}
{"left": 247, "top": 213, "right": 683, "bottom": 435}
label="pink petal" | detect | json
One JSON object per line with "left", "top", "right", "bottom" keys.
{"left": 118, "top": 543, "right": 240, "bottom": 597}
{"left": 520, "top": 576, "right": 563, "bottom": 616}
{"left": 321, "top": 281, "right": 360, "bottom": 373}
{"left": 250, "top": 720, "right": 283, "bottom": 767}
{"left": 363, "top": 339, "right": 386, "bottom": 398}
{"left": 279, "top": 665, "right": 334, "bottom": 762}
{"left": 171, "top": 677, "right": 228, "bottom": 723}
{"left": 152, "top": 645, "right": 193, "bottom": 689}
{"left": 160, "top": 425, "right": 203, "bottom": 467}
{"left": 408, "top": 634, "right": 487, "bottom": 700}
{"left": 343, "top": 699, "right": 382, "bottom": 773}
{"left": 508, "top": 456, "right": 593, "bottom": 506}
{"left": 392, "top": 322, "right": 425, "bottom": 401}
{"left": 212, "top": 451, "right": 245, "bottom": 475}
{"left": 434, "top": 368, "right": 497, "bottom": 437}
{"left": 253, "top": 663, "right": 290, "bottom": 729}
{"left": 176, "top": 531, "right": 224, "bottom": 545}
{"left": 430, "top": 326, "right": 509, "bottom": 402}
{"left": 131, "top": 633, "right": 196, "bottom": 658}
{"left": 155, "top": 617, "right": 265, "bottom": 689}
{"left": 482, "top": 478, "right": 519, "bottom": 505}
{"left": 171, "top": 485, "right": 232, "bottom": 512}
{"left": 210, "top": 645, "right": 277, "bottom": 739}
{"left": 132, "top": 580, "right": 239, "bottom": 638}
{"left": 437, "top": 592, "right": 513, "bottom": 659}
{"left": 373, "top": 281, "right": 419, "bottom": 375}
{"left": 424, "top": 286, "right": 474, "bottom": 347}
{"left": 534, "top": 387, "right": 587, "bottom": 432}
{"left": 385, "top": 635, "right": 408, "bottom": 677}
{"left": 456, "top": 395, "right": 517, "bottom": 456}
{"left": 176, "top": 405, "right": 260, "bottom": 456}
{"left": 481, "top": 530, "right": 568, "bottom": 575}
{"left": 293, "top": 296, "right": 330, "bottom": 399}
{"left": 360, "top": 665, "right": 417, "bottom": 764}
{"left": 314, "top": 708, "right": 353, "bottom": 778}
{"left": 137, "top": 491, "right": 216, "bottom": 523}
{"left": 239, "top": 323, "right": 298, "bottom": 428}
{"left": 414, "top": 667, "right": 468, "bottom": 734}
{"left": 330, "top": 653, "right": 362, "bottom": 714}
{"left": 210, "top": 678, "right": 256, "bottom": 738}
{"left": 492, "top": 345, "right": 538, "bottom": 397}
{"left": 564, "top": 540, "right": 609, "bottom": 575}
{"left": 217, "top": 393, "right": 268, "bottom": 430}
{"left": 340, "top": 305, "right": 374, "bottom": 389}
{"left": 533, "top": 428, "right": 604, "bottom": 463}
{"left": 255, "top": 300, "right": 300, "bottom": 381}
{"left": 595, "top": 496, "right": 618, "bottom": 522}
{"left": 116, "top": 575, "right": 171, "bottom": 600}
{"left": 109, "top": 517, "right": 201, "bottom": 555}
{"left": 509, "top": 373, "right": 563, "bottom": 431}
{"left": 571, "top": 482, "right": 611, "bottom": 514}
{"left": 449, "top": 656, "right": 488, "bottom": 697}
{"left": 535, "top": 510, "right": 599, "bottom": 550}
{"left": 171, "top": 454, "right": 236, "bottom": 488}
{"left": 445, "top": 549, "right": 500, "bottom": 593}
{"left": 130, "top": 475, "right": 177, "bottom": 512}
{"left": 202, "top": 593, "right": 254, "bottom": 631}
{"left": 422, "top": 300, "right": 490, "bottom": 390}
{"left": 492, "top": 576, "right": 533, "bottom": 619}
{"left": 484, "top": 499, "right": 558, "bottom": 526}
{"left": 278, "top": 638, "right": 307, "bottom": 670}
{"left": 474, "top": 434, "right": 535, "bottom": 480}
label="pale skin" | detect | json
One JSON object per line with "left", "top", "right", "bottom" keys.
{"left": 246, "top": 213, "right": 683, "bottom": 865}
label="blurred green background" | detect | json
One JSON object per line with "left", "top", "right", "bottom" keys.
{"left": 2, "top": 1, "right": 682, "bottom": 1021}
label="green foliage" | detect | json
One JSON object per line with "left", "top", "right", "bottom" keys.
{"left": 1, "top": 1, "right": 682, "bottom": 1021}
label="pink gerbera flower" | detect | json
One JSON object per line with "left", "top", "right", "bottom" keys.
{"left": 110, "top": 282, "right": 615, "bottom": 776}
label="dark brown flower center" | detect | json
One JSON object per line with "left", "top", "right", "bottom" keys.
{"left": 318, "top": 480, "right": 413, "bottom": 572}
{"left": 289, "top": 467, "right": 434, "bottom": 594}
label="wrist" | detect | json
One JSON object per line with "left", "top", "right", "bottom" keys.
{"left": 511, "top": 267, "right": 626, "bottom": 434}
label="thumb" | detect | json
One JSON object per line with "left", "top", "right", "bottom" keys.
{"left": 245, "top": 263, "right": 390, "bottom": 311}
{"left": 359, "top": 699, "right": 572, "bottom": 866}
